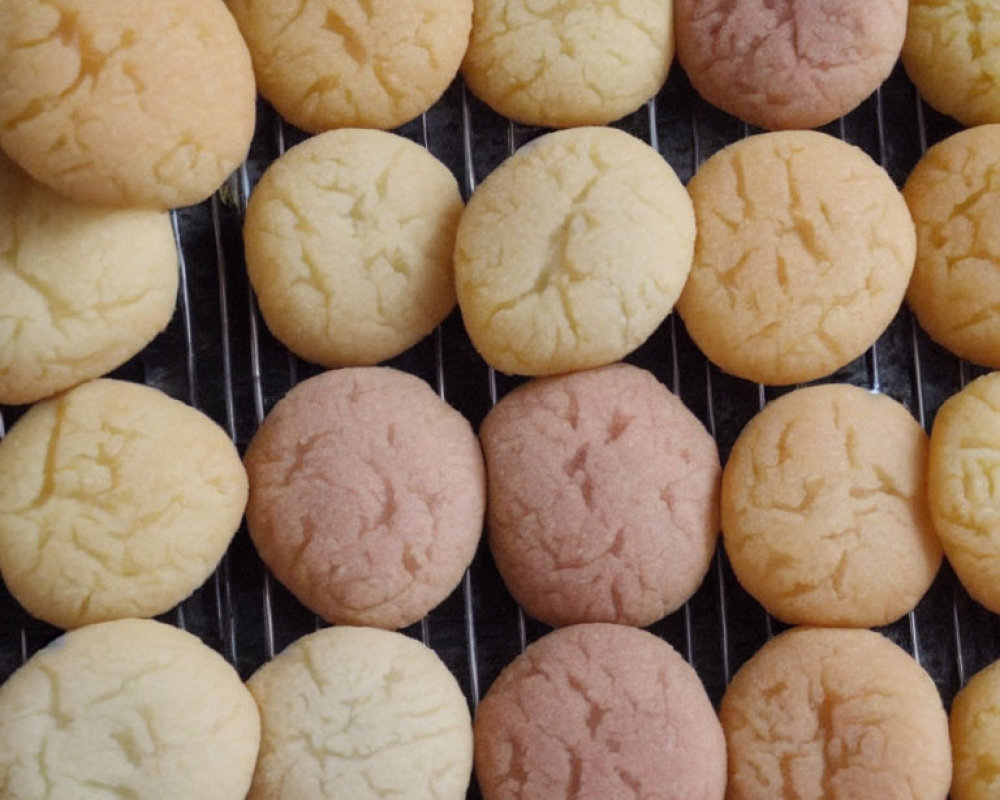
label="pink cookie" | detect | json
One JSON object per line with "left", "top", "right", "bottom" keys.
{"left": 244, "top": 367, "right": 485, "bottom": 630}
{"left": 474, "top": 623, "right": 727, "bottom": 800}
{"left": 480, "top": 363, "right": 721, "bottom": 628}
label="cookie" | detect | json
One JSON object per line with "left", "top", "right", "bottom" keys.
{"left": 904, "top": 125, "right": 1000, "bottom": 369}
{"left": 0, "top": 378, "right": 248, "bottom": 629}
{"left": 722, "top": 384, "right": 940, "bottom": 627}
{"left": 480, "top": 363, "right": 720, "bottom": 628}
{"left": 928, "top": 372, "right": 1000, "bottom": 615}
{"left": 0, "top": 618, "right": 260, "bottom": 800}
{"left": 0, "top": 0, "right": 256, "bottom": 209}
{"left": 461, "top": 0, "right": 673, "bottom": 128}
{"left": 904, "top": 0, "right": 1000, "bottom": 128}
{"left": 951, "top": 658, "right": 1000, "bottom": 800}
{"left": 0, "top": 153, "right": 177, "bottom": 406}
{"left": 226, "top": 0, "right": 471, "bottom": 133}
{"left": 721, "top": 627, "right": 951, "bottom": 800}
{"left": 677, "top": 130, "right": 915, "bottom": 386}
{"left": 243, "top": 367, "right": 485, "bottom": 630}
{"left": 247, "top": 626, "right": 472, "bottom": 800}
{"left": 455, "top": 127, "right": 695, "bottom": 376}
{"left": 675, "top": 0, "right": 906, "bottom": 130}
{"left": 244, "top": 130, "right": 462, "bottom": 368}
{"left": 474, "top": 623, "right": 726, "bottom": 800}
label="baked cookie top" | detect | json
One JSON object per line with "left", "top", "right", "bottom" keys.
{"left": 951, "top": 658, "right": 1000, "bottom": 800}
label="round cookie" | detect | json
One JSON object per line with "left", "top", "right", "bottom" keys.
{"left": 247, "top": 626, "right": 472, "bottom": 800}
{"left": 461, "top": 0, "right": 673, "bottom": 128}
{"left": 904, "top": 126, "right": 1000, "bottom": 369}
{"left": 0, "top": 153, "right": 177, "bottom": 406}
{"left": 721, "top": 627, "right": 952, "bottom": 800}
{"left": 0, "top": 618, "right": 260, "bottom": 800}
{"left": 455, "top": 127, "right": 695, "bottom": 376}
{"left": 675, "top": 0, "right": 907, "bottom": 130}
{"left": 722, "top": 384, "right": 941, "bottom": 627}
{"left": 951, "top": 658, "right": 1000, "bottom": 800}
{"left": 904, "top": 0, "right": 1000, "bottom": 128}
{"left": 244, "top": 130, "right": 462, "bottom": 368}
{"left": 677, "top": 130, "right": 916, "bottom": 386}
{"left": 243, "top": 367, "right": 485, "bottom": 630}
{"left": 0, "top": 0, "right": 256, "bottom": 209}
{"left": 474, "top": 623, "right": 726, "bottom": 800}
{"left": 480, "top": 363, "right": 720, "bottom": 628}
{"left": 226, "top": 0, "right": 471, "bottom": 133}
{"left": 0, "top": 378, "right": 248, "bottom": 630}
{"left": 928, "top": 372, "right": 1000, "bottom": 615}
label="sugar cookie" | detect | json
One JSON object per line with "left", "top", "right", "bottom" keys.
{"left": 677, "top": 130, "right": 915, "bottom": 385}
{"left": 462, "top": 0, "right": 673, "bottom": 128}
{"left": 721, "top": 627, "right": 951, "bottom": 800}
{"left": 247, "top": 626, "right": 472, "bottom": 800}
{"left": 675, "top": 0, "right": 906, "bottom": 130}
{"left": 244, "top": 367, "right": 485, "bottom": 630}
{"left": 951, "top": 658, "right": 1000, "bottom": 800}
{"left": 722, "top": 384, "right": 940, "bottom": 627}
{"left": 455, "top": 127, "right": 695, "bottom": 376}
{"left": 0, "top": 0, "right": 256, "bottom": 209}
{"left": 244, "top": 130, "right": 462, "bottom": 368}
{"left": 0, "top": 379, "right": 248, "bottom": 629}
{"left": 480, "top": 363, "right": 720, "bottom": 628}
{"left": 227, "top": 0, "right": 471, "bottom": 133}
{"left": 0, "top": 618, "right": 260, "bottom": 800}
{"left": 0, "top": 153, "right": 177, "bottom": 406}
{"left": 474, "top": 623, "right": 726, "bottom": 800}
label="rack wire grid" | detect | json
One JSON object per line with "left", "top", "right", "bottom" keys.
{"left": 0, "top": 59, "right": 995, "bottom": 797}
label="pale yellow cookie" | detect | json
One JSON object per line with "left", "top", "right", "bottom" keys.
{"left": 462, "top": 0, "right": 673, "bottom": 127}
{"left": 722, "top": 384, "right": 940, "bottom": 627}
{"left": 0, "top": 153, "right": 177, "bottom": 406}
{"left": 928, "top": 372, "right": 1000, "bottom": 615}
{"left": 0, "top": 618, "right": 260, "bottom": 800}
{"left": 904, "top": 125, "right": 1000, "bottom": 369}
{"left": 0, "top": 0, "right": 256, "bottom": 209}
{"left": 951, "top": 658, "right": 1000, "bottom": 800}
{"left": 227, "top": 0, "right": 471, "bottom": 133}
{"left": 904, "top": 0, "right": 1000, "bottom": 127}
{"left": 0, "top": 379, "right": 248, "bottom": 629}
{"left": 677, "top": 130, "right": 916, "bottom": 385}
{"left": 455, "top": 127, "right": 695, "bottom": 376}
{"left": 244, "top": 130, "right": 462, "bottom": 368}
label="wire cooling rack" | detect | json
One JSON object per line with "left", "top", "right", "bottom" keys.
{"left": 1, "top": 60, "right": 997, "bottom": 797}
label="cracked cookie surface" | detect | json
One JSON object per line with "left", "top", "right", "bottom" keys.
{"left": 0, "top": 0, "right": 256, "bottom": 209}
{"left": 950, "top": 657, "right": 1000, "bottom": 800}
{"left": 0, "top": 618, "right": 260, "bottom": 800}
{"left": 721, "top": 627, "right": 951, "bottom": 800}
{"left": 480, "top": 362, "right": 720, "bottom": 628}
{"left": 722, "top": 384, "right": 940, "bottom": 627}
{"left": 677, "top": 130, "right": 915, "bottom": 386}
{"left": 0, "top": 378, "right": 248, "bottom": 629}
{"left": 474, "top": 623, "right": 726, "bottom": 800}
{"left": 247, "top": 626, "right": 472, "bottom": 800}
{"left": 455, "top": 127, "right": 694, "bottom": 377}
{"left": 243, "top": 367, "right": 485, "bottom": 630}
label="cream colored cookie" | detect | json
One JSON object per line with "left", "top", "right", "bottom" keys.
{"left": 0, "top": 0, "right": 256, "bottom": 209}
{"left": 0, "top": 153, "right": 177, "bottom": 406}
{"left": 247, "top": 626, "right": 472, "bottom": 800}
{"left": 721, "top": 627, "right": 952, "bottom": 800}
{"left": 455, "top": 127, "right": 695, "bottom": 376}
{"left": 244, "top": 130, "right": 462, "bottom": 368}
{"left": 227, "top": 0, "right": 471, "bottom": 133}
{"left": 928, "top": 372, "right": 1000, "bottom": 615}
{"left": 462, "top": 0, "right": 673, "bottom": 127}
{"left": 904, "top": 0, "right": 1000, "bottom": 127}
{"left": 0, "top": 379, "right": 248, "bottom": 629}
{"left": 677, "top": 130, "right": 915, "bottom": 385}
{"left": 904, "top": 126, "right": 1000, "bottom": 369}
{"left": 722, "top": 384, "right": 940, "bottom": 627}
{"left": 0, "top": 618, "right": 260, "bottom": 800}
{"left": 951, "top": 658, "right": 1000, "bottom": 800}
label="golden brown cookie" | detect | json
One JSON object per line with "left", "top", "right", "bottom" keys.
{"left": 951, "top": 658, "right": 1000, "bottom": 800}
